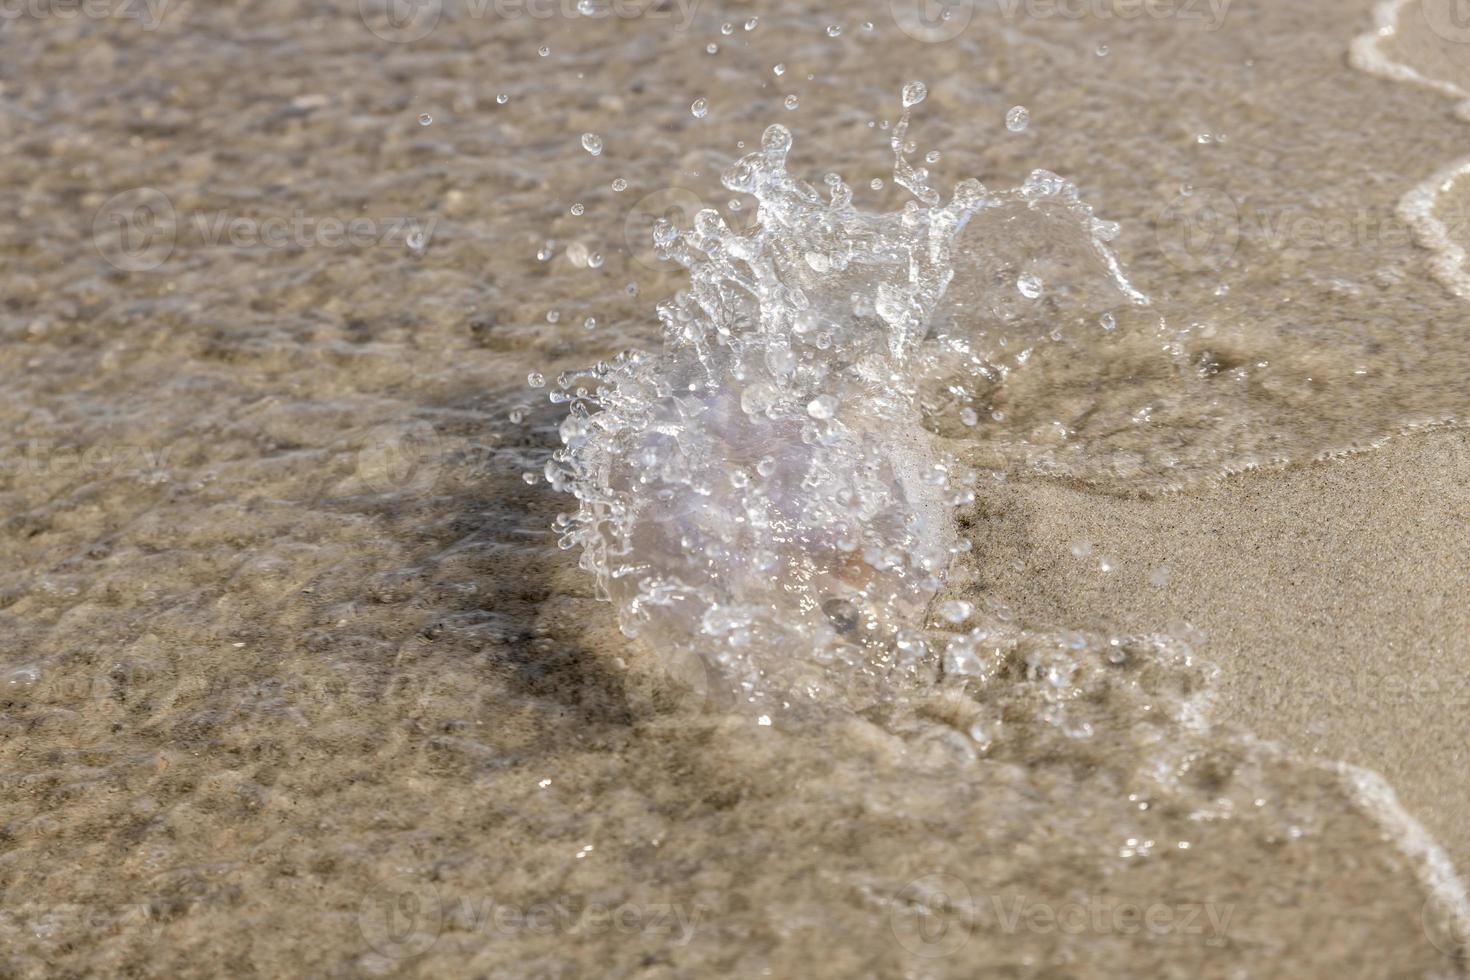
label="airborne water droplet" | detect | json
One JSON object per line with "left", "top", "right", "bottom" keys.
{"left": 581, "top": 133, "right": 603, "bottom": 156}
{"left": 1006, "top": 106, "right": 1030, "bottom": 132}
{"left": 691, "top": 98, "right": 709, "bottom": 119}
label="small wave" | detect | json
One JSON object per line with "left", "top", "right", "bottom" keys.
{"left": 1351, "top": 0, "right": 1470, "bottom": 299}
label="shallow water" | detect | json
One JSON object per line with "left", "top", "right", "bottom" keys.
{"left": 2, "top": 0, "right": 1470, "bottom": 976}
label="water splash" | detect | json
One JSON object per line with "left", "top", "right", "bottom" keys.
{"left": 547, "top": 89, "right": 1144, "bottom": 715}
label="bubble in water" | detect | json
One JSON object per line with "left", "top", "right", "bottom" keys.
{"left": 581, "top": 133, "right": 603, "bottom": 156}
{"left": 784, "top": 95, "right": 800, "bottom": 110}
{"left": 691, "top": 98, "right": 709, "bottom": 118}
{"left": 1006, "top": 105, "right": 1030, "bottom": 132}
{"left": 418, "top": 113, "right": 433, "bottom": 126}
{"left": 1017, "top": 273, "right": 1044, "bottom": 299}
{"left": 936, "top": 600, "right": 973, "bottom": 624}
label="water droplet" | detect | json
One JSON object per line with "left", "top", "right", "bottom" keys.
{"left": 706, "top": 43, "right": 718, "bottom": 54}
{"left": 570, "top": 202, "right": 585, "bottom": 216}
{"left": 744, "top": 17, "right": 758, "bottom": 30}
{"left": 528, "top": 372, "right": 546, "bottom": 388}
{"left": 773, "top": 63, "right": 785, "bottom": 76}
{"left": 583, "top": 316, "right": 598, "bottom": 330}
{"left": 523, "top": 471, "right": 538, "bottom": 485}
{"left": 496, "top": 93, "right": 509, "bottom": 105}
{"left": 901, "top": 81, "right": 927, "bottom": 107}
{"left": 587, "top": 252, "right": 604, "bottom": 269}
{"left": 784, "top": 95, "right": 800, "bottom": 110}
{"left": 925, "top": 150, "right": 941, "bottom": 164}
{"left": 959, "top": 407, "right": 978, "bottom": 426}
{"left": 691, "top": 98, "right": 709, "bottom": 118}
{"left": 418, "top": 113, "right": 433, "bottom": 126}
{"left": 1070, "top": 540, "right": 1093, "bottom": 558}
{"left": 1006, "top": 105, "right": 1030, "bottom": 132}
{"left": 1017, "top": 273, "right": 1044, "bottom": 299}
{"left": 581, "top": 133, "right": 603, "bottom": 156}
{"left": 826, "top": 24, "right": 842, "bottom": 37}
{"left": 611, "top": 178, "right": 628, "bottom": 192}
{"left": 406, "top": 231, "right": 426, "bottom": 252}
{"left": 546, "top": 310, "right": 561, "bottom": 324}
{"left": 538, "top": 44, "right": 550, "bottom": 57}
{"left": 806, "top": 394, "right": 838, "bottom": 419}
{"left": 870, "top": 178, "right": 884, "bottom": 190}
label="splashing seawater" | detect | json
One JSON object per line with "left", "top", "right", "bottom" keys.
{"left": 546, "top": 88, "right": 1147, "bottom": 715}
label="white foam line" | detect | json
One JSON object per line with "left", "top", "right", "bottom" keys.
{"left": 1350, "top": 0, "right": 1470, "bottom": 301}
{"left": 1339, "top": 763, "right": 1470, "bottom": 963}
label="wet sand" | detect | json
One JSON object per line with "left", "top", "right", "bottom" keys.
{"left": 3, "top": 0, "right": 1470, "bottom": 976}
{"left": 960, "top": 428, "right": 1470, "bottom": 874}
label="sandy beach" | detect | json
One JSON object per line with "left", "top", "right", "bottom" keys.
{"left": 2, "top": 0, "right": 1469, "bottom": 976}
